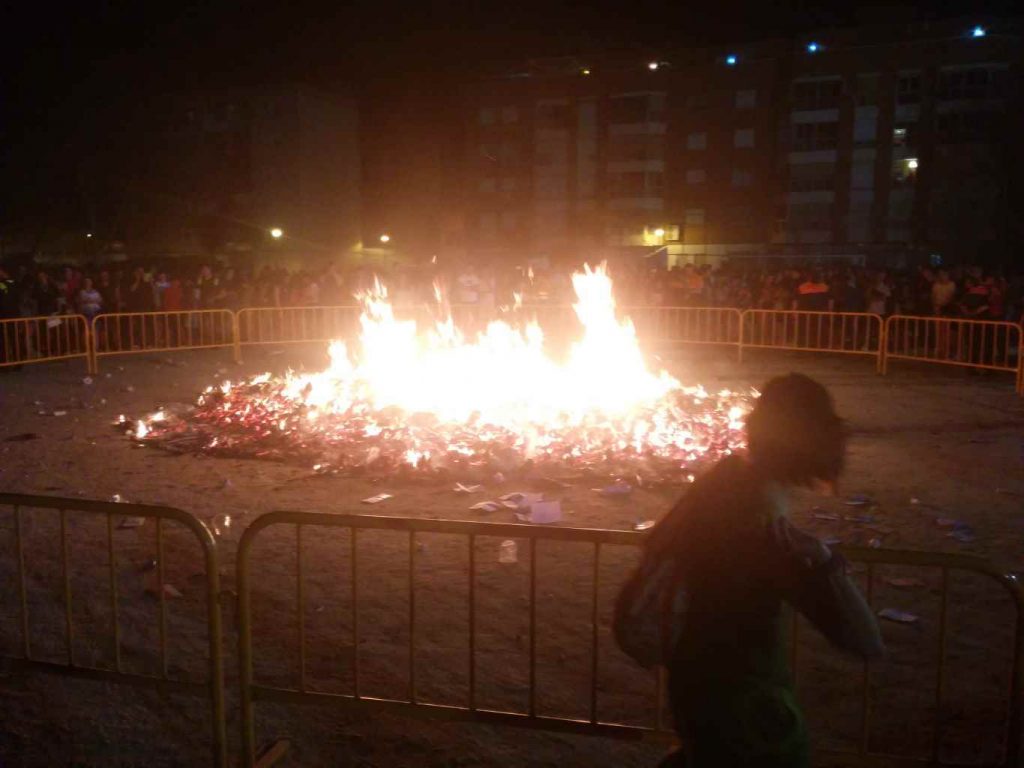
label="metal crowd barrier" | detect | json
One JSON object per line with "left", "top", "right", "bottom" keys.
{"left": 740, "top": 310, "right": 885, "bottom": 371}
{"left": 0, "top": 493, "right": 227, "bottom": 767}
{"left": 883, "top": 315, "right": 1024, "bottom": 393}
{"left": 812, "top": 546, "right": 1024, "bottom": 768}
{"left": 629, "top": 306, "right": 743, "bottom": 357}
{"left": 235, "top": 305, "right": 362, "bottom": 358}
{"left": 4, "top": 305, "right": 1023, "bottom": 395}
{"left": 0, "top": 314, "right": 91, "bottom": 371}
{"left": 236, "top": 513, "right": 648, "bottom": 766}
{"left": 235, "top": 512, "right": 1024, "bottom": 768}
{"left": 91, "top": 309, "right": 236, "bottom": 373}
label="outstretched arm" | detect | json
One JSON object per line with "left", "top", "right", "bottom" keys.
{"left": 771, "top": 518, "right": 885, "bottom": 659}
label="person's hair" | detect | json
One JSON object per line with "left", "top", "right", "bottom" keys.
{"left": 745, "top": 373, "right": 846, "bottom": 486}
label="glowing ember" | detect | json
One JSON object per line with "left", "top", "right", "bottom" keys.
{"left": 130, "top": 264, "right": 753, "bottom": 481}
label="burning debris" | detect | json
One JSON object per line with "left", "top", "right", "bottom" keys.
{"left": 126, "top": 264, "right": 754, "bottom": 484}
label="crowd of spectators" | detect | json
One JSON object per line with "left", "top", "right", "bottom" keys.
{"left": 1, "top": 259, "right": 1022, "bottom": 325}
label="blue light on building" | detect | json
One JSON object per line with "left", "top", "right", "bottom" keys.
{"left": 971, "top": 25, "right": 987, "bottom": 38}
{"left": 807, "top": 41, "right": 820, "bottom": 53}
{"left": 726, "top": 54, "right": 738, "bottom": 66}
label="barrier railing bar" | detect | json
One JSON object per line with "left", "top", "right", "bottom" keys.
{"left": 14, "top": 505, "right": 31, "bottom": 658}
{"left": 933, "top": 567, "right": 949, "bottom": 763}
{"left": 860, "top": 562, "right": 875, "bottom": 753}
{"left": 156, "top": 517, "right": 168, "bottom": 678}
{"left": 60, "top": 508, "right": 75, "bottom": 666}
{"left": 297, "top": 523, "right": 307, "bottom": 693}
{"left": 468, "top": 533, "right": 476, "bottom": 711}
{"left": 655, "top": 667, "right": 666, "bottom": 732}
{"left": 351, "top": 528, "right": 360, "bottom": 700}
{"left": 247, "top": 685, "right": 662, "bottom": 739}
{"left": 590, "top": 541, "right": 600, "bottom": 724}
{"left": 106, "top": 513, "right": 121, "bottom": 673}
{"left": 529, "top": 537, "right": 537, "bottom": 718}
{"left": 409, "top": 529, "right": 417, "bottom": 704}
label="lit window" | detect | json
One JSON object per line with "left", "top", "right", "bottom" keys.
{"left": 686, "top": 132, "right": 707, "bottom": 150}
{"left": 686, "top": 169, "right": 706, "bottom": 185}
{"left": 893, "top": 127, "right": 908, "bottom": 145}
{"left": 734, "top": 128, "right": 755, "bottom": 148}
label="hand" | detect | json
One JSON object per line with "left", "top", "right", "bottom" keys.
{"left": 773, "top": 518, "right": 832, "bottom": 568}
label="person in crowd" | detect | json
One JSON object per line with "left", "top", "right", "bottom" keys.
{"left": 33, "top": 271, "right": 60, "bottom": 316}
{"left": 795, "top": 270, "right": 831, "bottom": 312}
{"left": 931, "top": 270, "right": 956, "bottom": 317}
{"left": 615, "top": 374, "right": 883, "bottom": 768}
{"left": 77, "top": 277, "right": 103, "bottom": 320}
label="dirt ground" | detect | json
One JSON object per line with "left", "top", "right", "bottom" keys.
{"left": 1, "top": 343, "right": 1023, "bottom": 767}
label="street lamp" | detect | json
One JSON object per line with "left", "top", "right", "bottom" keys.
{"left": 270, "top": 227, "right": 283, "bottom": 239}
{"left": 379, "top": 233, "right": 391, "bottom": 244}
{"left": 654, "top": 228, "right": 666, "bottom": 238}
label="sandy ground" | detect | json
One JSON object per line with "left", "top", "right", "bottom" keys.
{"left": 1, "top": 343, "right": 1023, "bottom": 767}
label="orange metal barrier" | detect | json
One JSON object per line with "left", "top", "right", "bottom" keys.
{"left": 628, "top": 306, "right": 742, "bottom": 355}
{"left": 91, "top": 310, "right": 236, "bottom": 372}
{"left": 235, "top": 305, "right": 361, "bottom": 355}
{"left": 740, "top": 310, "right": 885, "bottom": 371}
{"left": 0, "top": 314, "right": 90, "bottom": 370}
{"left": 0, "top": 493, "right": 227, "bottom": 766}
{"left": 883, "top": 315, "right": 1024, "bottom": 393}
{"left": 236, "top": 511, "right": 1024, "bottom": 768}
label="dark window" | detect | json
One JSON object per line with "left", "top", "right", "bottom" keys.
{"left": 897, "top": 74, "right": 922, "bottom": 105}
{"left": 792, "top": 122, "right": 839, "bottom": 151}
{"left": 792, "top": 79, "right": 842, "bottom": 110}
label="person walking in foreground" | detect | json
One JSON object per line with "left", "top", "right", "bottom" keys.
{"left": 615, "top": 373, "right": 884, "bottom": 768}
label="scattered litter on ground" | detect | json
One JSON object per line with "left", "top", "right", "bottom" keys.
{"left": 633, "top": 520, "right": 656, "bottom": 531}
{"left": 823, "top": 536, "right": 842, "bottom": 547}
{"left": 82, "top": 377, "right": 93, "bottom": 386}
{"left": 868, "top": 538, "right": 883, "bottom": 549}
{"left": 498, "top": 540, "right": 518, "bottom": 564}
{"left": 910, "top": 497, "right": 920, "bottom": 505}
{"left": 845, "top": 514, "right": 876, "bottom": 524}
{"left": 492, "top": 472, "right": 505, "bottom": 484}
{"left": 220, "top": 478, "right": 232, "bottom": 490}
{"left": 52, "top": 411, "right": 67, "bottom": 417}
{"left": 361, "top": 493, "right": 393, "bottom": 504}
{"left": 844, "top": 494, "right": 874, "bottom": 506}
{"left": 111, "top": 494, "right": 129, "bottom": 503}
{"left": 879, "top": 608, "right": 919, "bottom": 624}
{"left": 454, "top": 483, "right": 481, "bottom": 493}
{"left": 499, "top": 492, "right": 543, "bottom": 509}
{"left": 886, "top": 577, "right": 926, "bottom": 589}
{"left": 470, "top": 501, "right": 501, "bottom": 513}
{"left": 596, "top": 481, "right": 632, "bottom": 496}
{"left": 812, "top": 510, "right": 840, "bottom": 521}
{"left": 515, "top": 500, "right": 562, "bottom": 524}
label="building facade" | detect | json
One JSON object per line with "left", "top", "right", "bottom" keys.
{"left": 78, "top": 83, "right": 361, "bottom": 263}
{"left": 458, "top": 18, "right": 1022, "bottom": 266}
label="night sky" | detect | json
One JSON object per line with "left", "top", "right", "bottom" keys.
{"left": 0, "top": 0, "right": 1017, "bottom": 236}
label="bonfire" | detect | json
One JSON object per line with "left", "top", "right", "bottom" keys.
{"left": 128, "top": 264, "right": 753, "bottom": 483}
